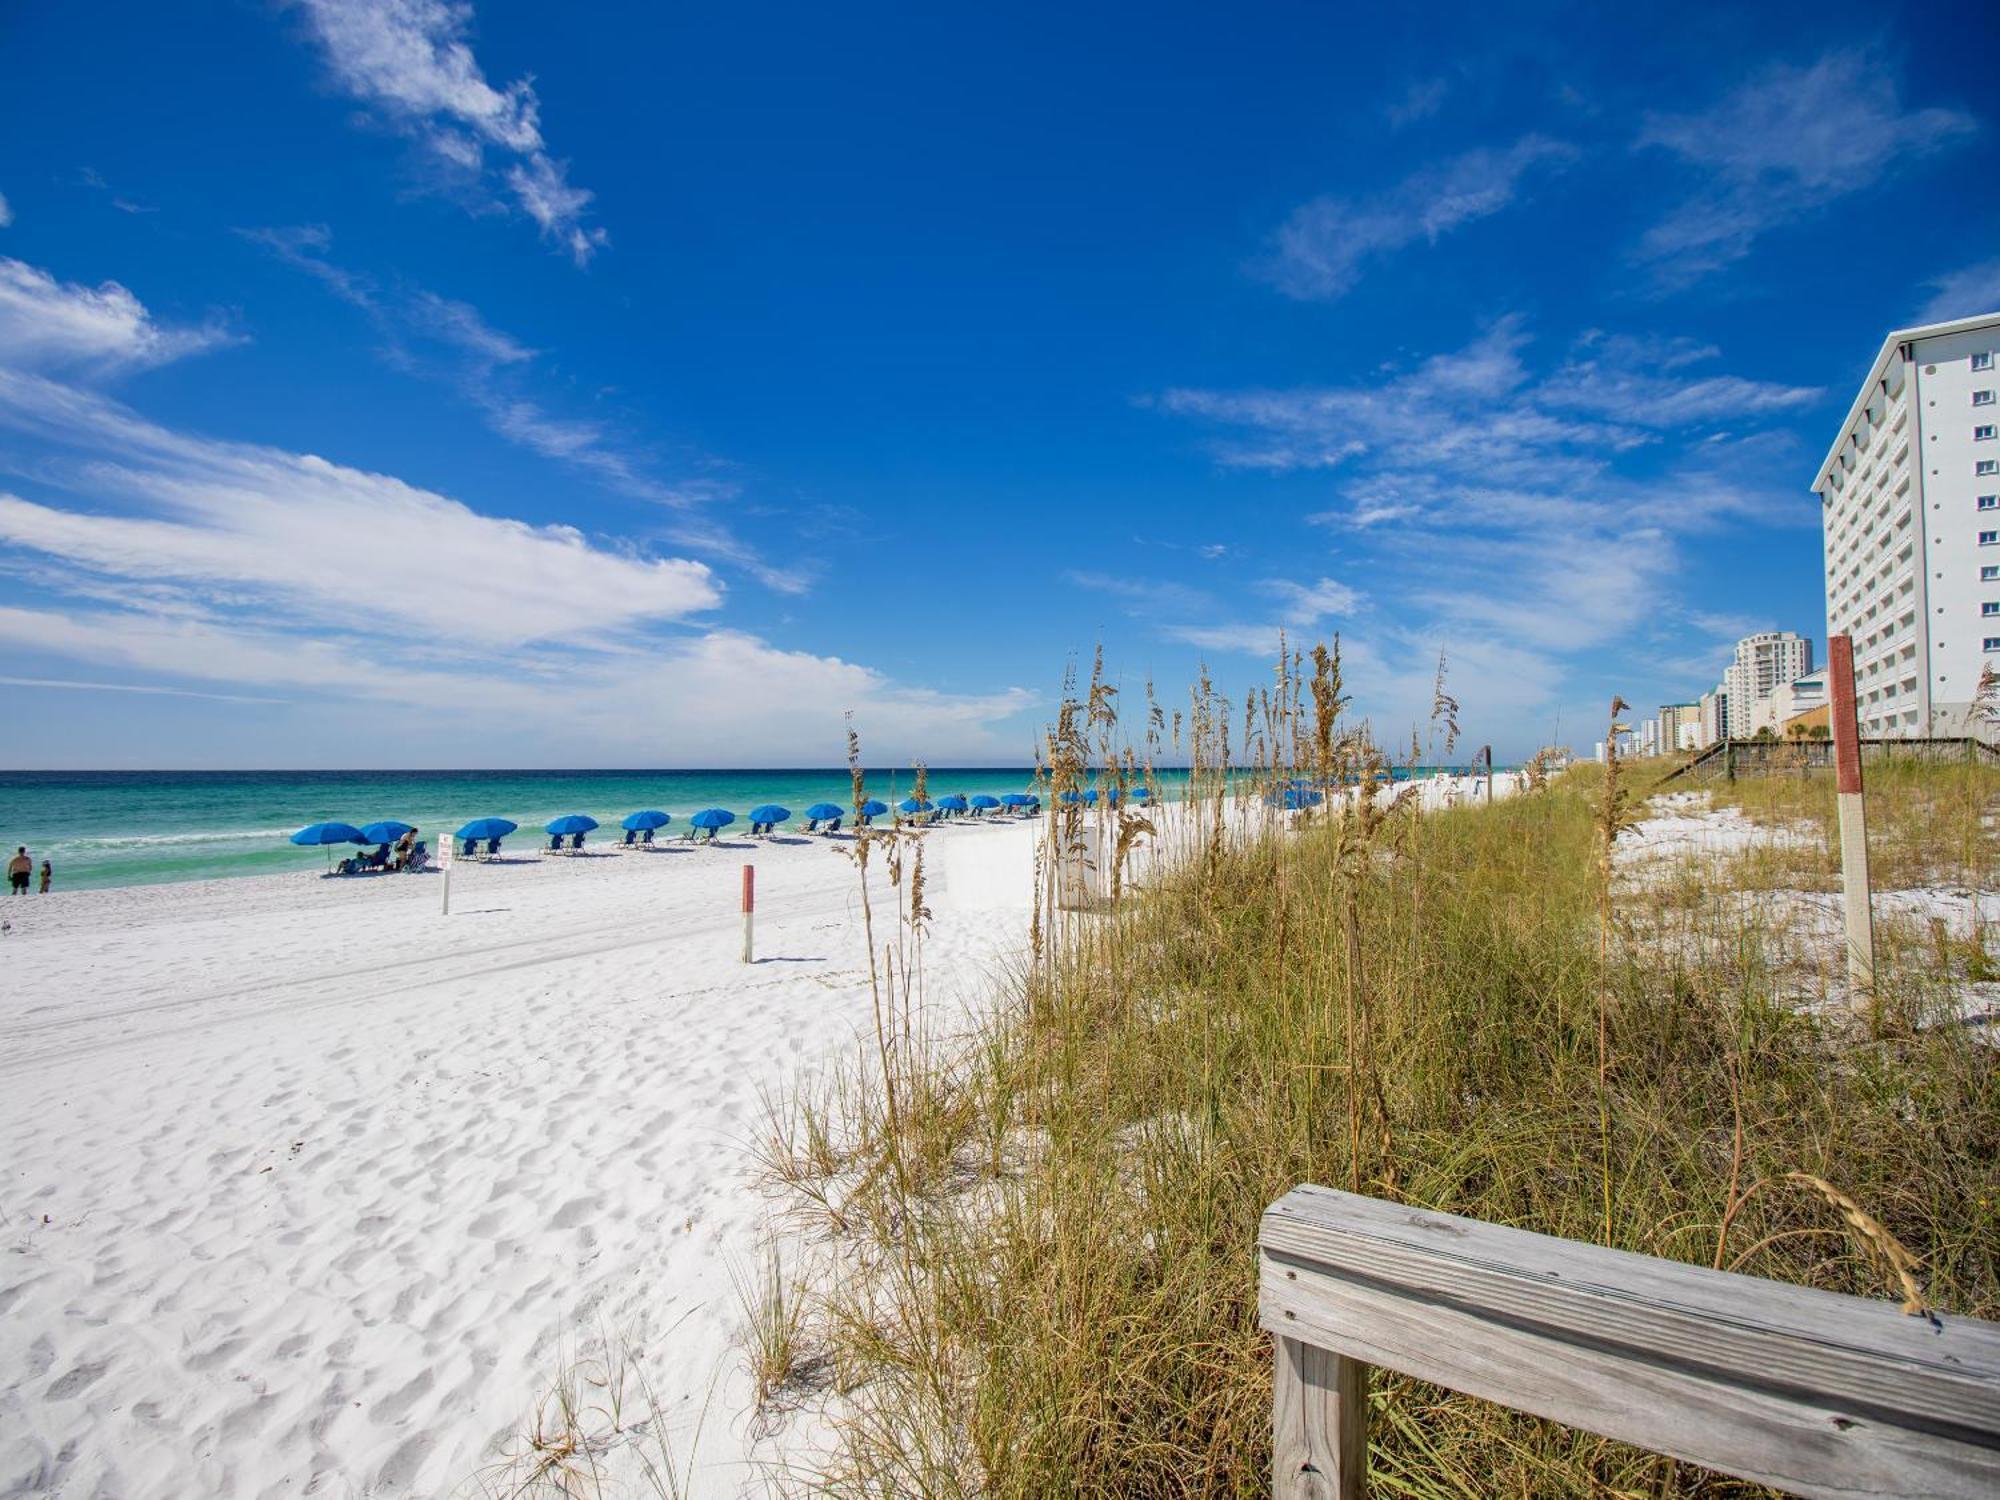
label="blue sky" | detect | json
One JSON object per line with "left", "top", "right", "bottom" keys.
{"left": 1, "top": 1, "right": 1995, "bottom": 767}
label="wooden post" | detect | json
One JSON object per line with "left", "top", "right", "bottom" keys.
{"left": 739, "top": 862, "right": 755, "bottom": 963}
{"left": 1480, "top": 744, "right": 1493, "bottom": 805}
{"left": 1274, "top": 1334, "right": 1367, "bottom": 1499}
{"left": 1827, "top": 635, "right": 1875, "bottom": 1018}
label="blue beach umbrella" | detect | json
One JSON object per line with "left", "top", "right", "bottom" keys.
{"left": 1081, "top": 789, "right": 1100, "bottom": 806}
{"left": 804, "top": 802, "right": 845, "bottom": 821}
{"left": 621, "top": 810, "right": 671, "bottom": 831}
{"left": 749, "top": 804, "right": 791, "bottom": 827}
{"left": 1131, "top": 786, "right": 1152, "bottom": 801}
{"left": 357, "top": 820, "right": 415, "bottom": 845}
{"left": 290, "top": 821, "right": 366, "bottom": 872}
{"left": 969, "top": 794, "right": 1001, "bottom": 810}
{"left": 290, "top": 822, "right": 366, "bottom": 846}
{"left": 1057, "top": 789, "right": 1083, "bottom": 804}
{"left": 858, "top": 798, "right": 889, "bottom": 817}
{"left": 936, "top": 794, "right": 969, "bottom": 812}
{"left": 689, "top": 807, "right": 735, "bottom": 830}
{"left": 455, "top": 817, "right": 518, "bottom": 842}
{"left": 1001, "top": 792, "right": 1036, "bottom": 808}
{"left": 897, "top": 796, "right": 933, "bottom": 815}
{"left": 545, "top": 814, "right": 599, "bottom": 836}
{"left": 1267, "top": 787, "right": 1324, "bottom": 810}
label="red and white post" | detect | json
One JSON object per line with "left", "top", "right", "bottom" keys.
{"left": 1828, "top": 635, "right": 1875, "bottom": 1013}
{"left": 740, "top": 862, "right": 755, "bottom": 964}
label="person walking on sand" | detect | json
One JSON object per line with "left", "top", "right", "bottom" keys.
{"left": 7, "top": 848, "right": 29, "bottom": 895}
{"left": 38, "top": 860, "right": 51, "bottom": 894}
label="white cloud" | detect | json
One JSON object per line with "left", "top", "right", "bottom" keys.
{"left": 0, "top": 603, "right": 1032, "bottom": 764}
{"left": 1151, "top": 317, "right": 1813, "bottom": 707}
{"left": 1080, "top": 569, "right": 1362, "bottom": 662}
{"left": 291, "top": 0, "right": 609, "bottom": 264}
{"left": 1160, "top": 317, "right": 1814, "bottom": 481}
{"left": 1255, "top": 136, "right": 1576, "bottom": 300}
{"left": 0, "top": 258, "right": 234, "bottom": 375}
{"left": 1385, "top": 77, "right": 1449, "bottom": 129}
{"left": 0, "top": 191, "right": 12, "bottom": 228}
{"left": 1635, "top": 51, "right": 1976, "bottom": 286}
{"left": 1918, "top": 259, "right": 2000, "bottom": 324}
{"left": 0, "top": 674, "right": 283, "bottom": 704}
{"left": 0, "top": 371, "right": 719, "bottom": 648}
{"left": 240, "top": 231, "right": 799, "bottom": 589}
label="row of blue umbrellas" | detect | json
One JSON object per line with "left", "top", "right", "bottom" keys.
{"left": 292, "top": 787, "right": 1063, "bottom": 860}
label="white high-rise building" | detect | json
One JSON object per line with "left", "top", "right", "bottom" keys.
{"left": 1723, "top": 631, "right": 1813, "bottom": 733}
{"left": 1813, "top": 311, "right": 2000, "bottom": 739}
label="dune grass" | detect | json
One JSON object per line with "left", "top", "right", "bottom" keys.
{"left": 761, "top": 658, "right": 1998, "bottom": 1497}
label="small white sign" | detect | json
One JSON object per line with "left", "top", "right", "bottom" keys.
{"left": 437, "top": 832, "right": 453, "bottom": 868}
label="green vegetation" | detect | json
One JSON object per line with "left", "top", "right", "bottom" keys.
{"left": 762, "top": 660, "right": 1998, "bottom": 1497}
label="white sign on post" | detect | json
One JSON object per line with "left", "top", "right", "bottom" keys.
{"left": 438, "top": 825, "right": 453, "bottom": 915}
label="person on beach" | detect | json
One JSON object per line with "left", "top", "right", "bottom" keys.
{"left": 393, "top": 828, "right": 417, "bottom": 870}
{"left": 7, "top": 848, "right": 29, "bottom": 895}
{"left": 38, "top": 860, "right": 51, "bottom": 894}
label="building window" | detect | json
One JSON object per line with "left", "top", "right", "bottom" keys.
{"left": 1976, "top": 352, "right": 1996, "bottom": 371}
{"left": 1978, "top": 425, "right": 1998, "bottom": 441}
{"left": 1985, "top": 531, "right": 2000, "bottom": 545}
{"left": 1986, "top": 603, "right": 2000, "bottom": 616}
{"left": 1982, "top": 460, "right": 2000, "bottom": 475}
{"left": 1986, "top": 637, "right": 2000, "bottom": 651}
{"left": 1980, "top": 391, "right": 2000, "bottom": 406}
{"left": 1982, "top": 496, "right": 2000, "bottom": 511}
{"left": 1986, "top": 566, "right": 2000, "bottom": 581}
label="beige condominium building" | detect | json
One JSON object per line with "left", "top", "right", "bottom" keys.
{"left": 1813, "top": 311, "right": 2000, "bottom": 738}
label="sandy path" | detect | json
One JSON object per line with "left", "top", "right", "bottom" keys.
{"left": 0, "top": 818, "right": 1037, "bottom": 1499}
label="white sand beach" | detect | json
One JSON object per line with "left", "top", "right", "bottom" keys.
{"left": 0, "top": 818, "right": 1040, "bottom": 1499}
{"left": 0, "top": 778, "right": 1519, "bottom": 1499}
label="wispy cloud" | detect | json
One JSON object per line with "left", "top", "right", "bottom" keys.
{"left": 289, "top": 0, "right": 609, "bottom": 265}
{"left": 1254, "top": 135, "right": 1576, "bottom": 300}
{"left": 0, "top": 335, "right": 1018, "bottom": 760}
{"left": 241, "top": 229, "right": 801, "bottom": 592}
{"left": 1074, "top": 569, "right": 1363, "bottom": 660}
{"left": 0, "top": 191, "right": 12, "bottom": 228}
{"left": 1159, "top": 317, "right": 1816, "bottom": 482}
{"left": 0, "top": 371, "right": 720, "bottom": 647}
{"left": 0, "top": 675, "right": 285, "bottom": 704}
{"left": 1385, "top": 76, "right": 1450, "bottom": 129}
{"left": 1153, "top": 317, "right": 1813, "bottom": 684}
{"left": 1634, "top": 50, "right": 1976, "bottom": 287}
{"left": 0, "top": 258, "right": 236, "bottom": 376}
{"left": 1918, "top": 259, "right": 2000, "bottom": 324}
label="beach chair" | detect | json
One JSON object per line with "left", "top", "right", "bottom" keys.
{"left": 822, "top": 816, "right": 842, "bottom": 835}
{"left": 548, "top": 833, "right": 563, "bottom": 853}
{"left": 569, "top": 832, "right": 586, "bottom": 851}
{"left": 623, "top": 828, "right": 638, "bottom": 847}
{"left": 641, "top": 828, "right": 655, "bottom": 845}
{"left": 405, "top": 843, "right": 430, "bottom": 873}
{"left": 462, "top": 836, "right": 479, "bottom": 858}
{"left": 485, "top": 837, "right": 503, "bottom": 859}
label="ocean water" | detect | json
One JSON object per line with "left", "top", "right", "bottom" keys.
{"left": 0, "top": 764, "right": 1485, "bottom": 892}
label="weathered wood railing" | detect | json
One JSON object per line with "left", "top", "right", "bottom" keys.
{"left": 1260, "top": 1185, "right": 2000, "bottom": 1498}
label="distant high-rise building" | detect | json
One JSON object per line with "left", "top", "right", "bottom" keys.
{"left": 1658, "top": 702, "right": 1701, "bottom": 753}
{"left": 1724, "top": 632, "right": 1813, "bottom": 734}
{"left": 1698, "top": 686, "right": 1729, "bottom": 748}
{"left": 1813, "top": 311, "right": 2000, "bottom": 738}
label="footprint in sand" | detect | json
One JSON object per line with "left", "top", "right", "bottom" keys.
{"left": 44, "top": 1361, "right": 109, "bottom": 1400}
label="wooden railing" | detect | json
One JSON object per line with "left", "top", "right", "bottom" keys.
{"left": 1260, "top": 1186, "right": 2000, "bottom": 1498}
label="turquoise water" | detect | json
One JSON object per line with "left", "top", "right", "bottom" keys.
{"left": 0, "top": 764, "right": 1487, "bottom": 892}
{"left": 0, "top": 769, "right": 1022, "bottom": 891}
